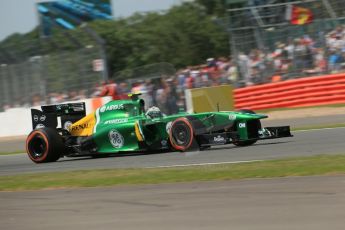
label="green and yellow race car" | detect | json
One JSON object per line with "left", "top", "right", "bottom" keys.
{"left": 26, "top": 94, "right": 292, "bottom": 163}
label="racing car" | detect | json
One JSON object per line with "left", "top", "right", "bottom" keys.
{"left": 26, "top": 93, "right": 292, "bottom": 163}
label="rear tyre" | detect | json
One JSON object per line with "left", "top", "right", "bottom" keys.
{"left": 233, "top": 109, "right": 261, "bottom": 147}
{"left": 26, "top": 127, "right": 64, "bottom": 163}
{"left": 169, "top": 118, "right": 196, "bottom": 151}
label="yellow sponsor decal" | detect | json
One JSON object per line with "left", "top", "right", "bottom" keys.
{"left": 134, "top": 121, "right": 144, "bottom": 141}
{"left": 69, "top": 113, "right": 96, "bottom": 136}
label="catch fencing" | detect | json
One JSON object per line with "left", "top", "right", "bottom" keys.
{"left": 0, "top": 34, "right": 105, "bottom": 112}
{"left": 227, "top": 0, "right": 345, "bottom": 87}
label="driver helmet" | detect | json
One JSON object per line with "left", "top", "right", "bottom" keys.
{"left": 145, "top": 106, "right": 163, "bottom": 119}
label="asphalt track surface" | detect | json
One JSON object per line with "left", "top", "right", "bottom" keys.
{"left": 1, "top": 120, "right": 345, "bottom": 230}
{"left": 2, "top": 114, "right": 345, "bottom": 153}
{"left": 1, "top": 127, "right": 345, "bottom": 175}
{"left": 1, "top": 175, "right": 345, "bottom": 230}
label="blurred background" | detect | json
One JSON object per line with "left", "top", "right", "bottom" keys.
{"left": 1, "top": 0, "right": 345, "bottom": 114}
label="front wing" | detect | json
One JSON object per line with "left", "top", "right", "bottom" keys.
{"left": 196, "top": 126, "right": 292, "bottom": 147}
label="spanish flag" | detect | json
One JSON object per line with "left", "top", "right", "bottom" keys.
{"left": 286, "top": 5, "right": 313, "bottom": 25}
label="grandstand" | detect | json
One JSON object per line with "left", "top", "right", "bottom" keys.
{"left": 226, "top": 0, "right": 345, "bottom": 86}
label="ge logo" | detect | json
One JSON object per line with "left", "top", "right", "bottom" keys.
{"left": 108, "top": 129, "right": 124, "bottom": 148}
{"left": 238, "top": 123, "right": 246, "bottom": 128}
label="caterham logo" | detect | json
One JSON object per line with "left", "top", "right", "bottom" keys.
{"left": 108, "top": 129, "right": 124, "bottom": 148}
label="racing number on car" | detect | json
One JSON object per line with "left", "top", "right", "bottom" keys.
{"left": 108, "top": 129, "right": 124, "bottom": 148}
{"left": 238, "top": 123, "right": 246, "bottom": 128}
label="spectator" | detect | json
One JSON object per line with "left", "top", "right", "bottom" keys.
{"left": 293, "top": 38, "right": 308, "bottom": 72}
{"left": 328, "top": 50, "right": 343, "bottom": 73}
{"left": 99, "top": 80, "right": 121, "bottom": 100}
{"left": 238, "top": 52, "right": 251, "bottom": 86}
{"left": 31, "top": 94, "right": 45, "bottom": 106}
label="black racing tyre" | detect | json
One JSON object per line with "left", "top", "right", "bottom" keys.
{"left": 26, "top": 127, "right": 64, "bottom": 163}
{"left": 169, "top": 117, "right": 196, "bottom": 151}
{"left": 233, "top": 109, "right": 261, "bottom": 147}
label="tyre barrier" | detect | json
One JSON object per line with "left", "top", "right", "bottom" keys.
{"left": 234, "top": 73, "right": 345, "bottom": 110}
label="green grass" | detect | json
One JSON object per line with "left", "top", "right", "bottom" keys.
{"left": 0, "top": 151, "right": 25, "bottom": 156}
{"left": 1, "top": 154, "right": 345, "bottom": 191}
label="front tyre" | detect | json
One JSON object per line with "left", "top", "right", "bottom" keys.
{"left": 169, "top": 118, "right": 195, "bottom": 151}
{"left": 26, "top": 128, "right": 64, "bottom": 163}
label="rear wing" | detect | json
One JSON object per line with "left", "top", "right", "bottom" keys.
{"left": 31, "top": 102, "right": 86, "bottom": 130}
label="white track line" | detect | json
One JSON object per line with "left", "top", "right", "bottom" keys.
{"left": 145, "top": 160, "right": 263, "bottom": 169}
{"left": 147, "top": 127, "right": 345, "bottom": 169}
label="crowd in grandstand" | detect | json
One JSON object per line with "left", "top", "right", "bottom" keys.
{"left": 2, "top": 25, "right": 345, "bottom": 112}
{"left": 237, "top": 25, "right": 345, "bottom": 86}
{"left": 1, "top": 56, "right": 237, "bottom": 112}
{"left": 89, "top": 57, "right": 237, "bottom": 114}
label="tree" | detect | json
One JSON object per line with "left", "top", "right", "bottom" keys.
{"left": 0, "top": 2, "right": 230, "bottom": 77}
{"left": 90, "top": 2, "right": 229, "bottom": 75}
{"left": 194, "top": 0, "right": 228, "bottom": 16}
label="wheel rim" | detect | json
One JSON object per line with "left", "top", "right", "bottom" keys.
{"left": 172, "top": 123, "right": 191, "bottom": 146}
{"left": 28, "top": 134, "right": 47, "bottom": 159}
{"left": 169, "top": 118, "right": 194, "bottom": 151}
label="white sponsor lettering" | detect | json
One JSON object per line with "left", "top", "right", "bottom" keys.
{"left": 239, "top": 123, "right": 246, "bottom": 128}
{"left": 33, "top": 115, "right": 39, "bottom": 122}
{"left": 166, "top": 121, "right": 172, "bottom": 134}
{"left": 228, "top": 114, "right": 236, "bottom": 121}
{"left": 104, "top": 118, "right": 128, "bottom": 125}
{"left": 213, "top": 135, "right": 225, "bottom": 143}
{"left": 108, "top": 129, "right": 124, "bottom": 148}
{"left": 100, "top": 104, "right": 124, "bottom": 113}
{"left": 35, "top": 124, "right": 45, "bottom": 129}
{"left": 40, "top": 115, "right": 46, "bottom": 122}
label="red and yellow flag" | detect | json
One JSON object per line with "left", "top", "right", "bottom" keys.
{"left": 287, "top": 5, "right": 313, "bottom": 25}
